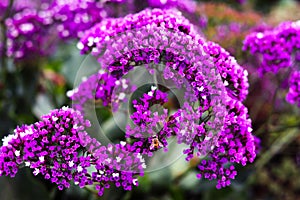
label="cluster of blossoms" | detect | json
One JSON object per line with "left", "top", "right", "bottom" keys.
{"left": 286, "top": 71, "right": 300, "bottom": 107}
{"left": 1, "top": 0, "right": 259, "bottom": 195}
{"left": 0, "top": 107, "right": 145, "bottom": 196}
{"left": 67, "top": 69, "right": 135, "bottom": 114}
{"left": 50, "top": 0, "right": 110, "bottom": 39}
{"left": 71, "top": 8, "right": 257, "bottom": 189}
{"left": 243, "top": 20, "right": 300, "bottom": 107}
{"left": 2, "top": 0, "right": 197, "bottom": 62}
{"left": 2, "top": 0, "right": 110, "bottom": 61}
{"left": 196, "top": 97, "right": 255, "bottom": 188}
{"left": 79, "top": 8, "right": 249, "bottom": 102}
{"left": 5, "top": 8, "right": 54, "bottom": 60}
{"left": 147, "top": 0, "right": 196, "bottom": 13}
{"left": 243, "top": 20, "right": 300, "bottom": 74}
{"left": 126, "top": 86, "right": 170, "bottom": 155}
{"left": 77, "top": 8, "right": 196, "bottom": 55}
{"left": 204, "top": 41, "right": 249, "bottom": 101}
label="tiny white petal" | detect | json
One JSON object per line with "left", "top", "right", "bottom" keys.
{"left": 77, "top": 166, "right": 83, "bottom": 172}
{"left": 66, "top": 90, "right": 74, "bottom": 97}
{"left": 256, "top": 32, "right": 264, "bottom": 39}
{"left": 81, "top": 76, "right": 87, "bottom": 82}
{"left": 120, "top": 141, "right": 126, "bottom": 146}
{"left": 98, "top": 69, "right": 105, "bottom": 74}
{"left": 105, "top": 158, "right": 111, "bottom": 163}
{"left": 39, "top": 156, "right": 45, "bottom": 162}
{"left": 2, "top": 134, "right": 15, "bottom": 147}
{"left": 76, "top": 42, "right": 84, "bottom": 50}
{"left": 116, "top": 156, "right": 121, "bottom": 162}
{"left": 151, "top": 86, "right": 157, "bottom": 91}
{"left": 62, "top": 106, "right": 68, "bottom": 111}
{"left": 33, "top": 168, "right": 40, "bottom": 176}
{"left": 73, "top": 124, "right": 78, "bottom": 130}
{"left": 69, "top": 161, "right": 74, "bottom": 167}
{"left": 132, "top": 178, "right": 138, "bottom": 186}
{"left": 119, "top": 93, "right": 126, "bottom": 100}
{"left": 224, "top": 80, "right": 229, "bottom": 86}
{"left": 14, "top": 150, "right": 20, "bottom": 157}
{"left": 107, "top": 145, "right": 113, "bottom": 152}
{"left": 123, "top": 84, "right": 128, "bottom": 89}
{"left": 112, "top": 173, "right": 119, "bottom": 178}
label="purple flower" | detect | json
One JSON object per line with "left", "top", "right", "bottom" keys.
{"left": 196, "top": 97, "right": 257, "bottom": 189}
{"left": 126, "top": 87, "right": 170, "bottom": 156}
{"left": 286, "top": 71, "right": 300, "bottom": 107}
{"left": 243, "top": 20, "right": 300, "bottom": 107}
{"left": 49, "top": 0, "right": 108, "bottom": 39}
{"left": 5, "top": 8, "right": 55, "bottom": 60}
{"left": 1, "top": 107, "right": 90, "bottom": 180}
{"left": 204, "top": 41, "right": 249, "bottom": 101}
{"left": 78, "top": 8, "right": 196, "bottom": 55}
{"left": 67, "top": 70, "right": 135, "bottom": 115}
{"left": 243, "top": 20, "right": 300, "bottom": 75}
{"left": 74, "top": 8, "right": 256, "bottom": 189}
{"left": 0, "top": 107, "right": 145, "bottom": 195}
{"left": 147, "top": 0, "right": 197, "bottom": 13}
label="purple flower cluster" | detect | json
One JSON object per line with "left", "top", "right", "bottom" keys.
{"left": 79, "top": 9, "right": 249, "bottom": 103}
{"left": 78, "top": 8, "right": 196, "bottom": 55}
{"left": 0, "top": 107, "right": 91, "bottom": 181}
{"left": 5, "top": 8, "right": 54, "bottom": 60}
{"left": 2, "top": 0, "right": 198, "bottom": 61}
{"left": 147, "top": 0, "right": 197, "bottom": 13}
{"left": 286, "top": 71, "right": 300, "bottom": 107}
{"left": 243, "top": 20, "right": 300, "bottom": 75}
{"left": 204, "top": 41, "right": 249, "bottom": 101}
{"left": 2, "top": 0, "right": 130, "bottom": 61}
{"left": 0, "top": 0, "right": 41, "bottom": 17}
{"left": 243, "top": 20, "right": 300, "bottom": 107}
{"left": 50, "top": 0, "right": 108, "bottom": 39}
{"left": 72, "top": 8, "right": 257, "bottom": 188}
{"left": 0, "top": 107, "right": 145, "bottom": 195}
{"left": 196, "top": 97, "right": 255, "bottom": 188}
{"left": 126, "top": 87, "right": 170, "bottom": 156}
{"left": 67, "top": 69, "right": 135, "bottom": 115}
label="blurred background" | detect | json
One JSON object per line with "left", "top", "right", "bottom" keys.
{"left": 0, "top": 0, "right": 300, "bottom": 199}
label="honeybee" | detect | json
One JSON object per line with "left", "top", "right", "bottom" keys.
{"left": 149, "top": 135, "right": 164, "bottom": 151}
